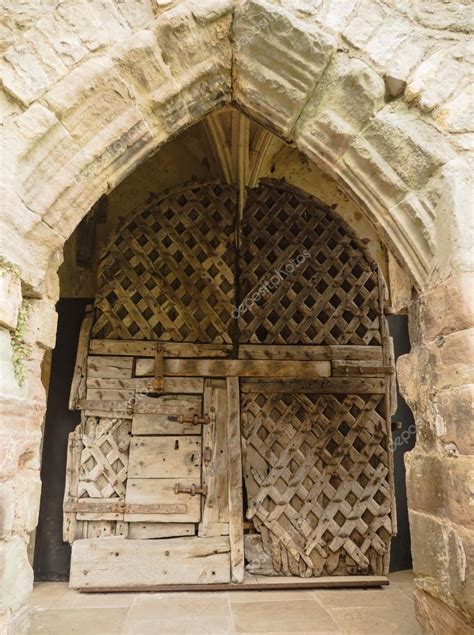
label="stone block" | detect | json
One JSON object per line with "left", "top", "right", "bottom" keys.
{"left": 421, "top": 274, "right": 474, "bottom": 341}
{"left": 0, "top": 38, "right": 66, "bottom": 106}
{"left": 446, "top": 524, "right": 474, "bottom": 621}
{"left": 406, "top": 452, "right": 474, "bottom": 529}
{"left": 429, "top": 329, "right": 474, "bottom": 391}
{"left": 234, "top": 0, "right": 336, "bottom": 137}
{"left": 0, "top": 482, "right": 14, "bottom": 540}
{"left": 11, "top": 471, "right": 42, "bottom": 536}
{"left": 406, "top": 44, "right": 469, "bottom": 113}
{"left": 0, "top": 270, "right": 21, "bottom": 331}
{"left": 0, "top": 536, "right": 33, "bottom": 614}
{"left": 0, "top": 396, "right": 44, "bottom": 480}
{"left": 435, "top": 385, "right": 474, "bottom": 455}
{"left": 414, "top": 588, "right": 473, "bottom": 635}
{"left": 22, "top": 299, "right": 58, "bottom": 351}
{"left": 342, "top": 0, "right": 387, "bottom": 49}
{"left": 427, "top": 159, "right": 474, "bottom": 284}
{"left": 360, "top": 104, "right": 455, "bottom": 191}
{"left": 296, "top": 53, "right": 385, "bottom": 165}
{"left": 435, "top": 84, "right": 474, "bottom": 134}
{"left": 0, "top": 329, "right": 24, "bottom": 402}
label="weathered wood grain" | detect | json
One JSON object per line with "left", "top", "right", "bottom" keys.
{"left": 135, "top": 358, "right": 331, "bottom": 378}
{"left": 87, "top": 356, "right": 133, "bottom": 379}
{"left": 240, "top": 378, "right": 386, "bottom": 394}
{"left": 238, "top": 344, "right": 383, "bottom": 361}
{"left": 70, "top": 537, "right": 231, "bottom": 588}
{"left": 69, "top": 306, "right": 94, "bottom": 410}
{"left": 124, "top": 478, "right": 201, "bottom": 523}
{"left": 90, "top": 339, "right": 232, "bottom": 358}
{"left": 128, "top": 436, "right": 201, "bottom": 479}
{"left": 128, "top": 523, "right": 195, "bottom": 539}
{"left": 226, "top": 377, "right": 244, "bottom": 583}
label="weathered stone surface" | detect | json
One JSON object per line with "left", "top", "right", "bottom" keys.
{"left": 0, "top": 270, "right": 21, "bottom": 331}
{"left": 360, "top": 105, "right": 455, "bottom": 191}
{"left": 11, "top": 471, "right": 41, "bottom": 537}
{"left": 296, "top": 53, "right": 385, "bottom": 164}
{"left": 421, "top": 273, "right": 474, "bottom": 340}
{"left": 0, "top": 329, "right": 24, "bottom": 403}
{"left": 429, "top": 329, "right": 474, "bottom": 391}
{"left": 0, "top": 536, "right": 33, "bottom": 614}
{"left": 22, "top": 299, "right": 58, "bottom": 351}
{"left": 0, "top": 482, "right": 14, "bottom": 541}
{"left": 406, "top": 43, "right": 471, "bottom": 113}
{"left": 435, "top": 84, "right": 474, "bottom": 134}
{"left": 427, "top": 159, "right": 474, "bottom": 285}
{"left": 410, "top": 511, "right": 474, "bottom": 623}
{"left": 234, "top": 0, "right": 336, "bottom": 136}
{"left": 406, "top": 452, "right": 474, "bottom": 529}
{"left": 414, "top": 588, "right": 473, "bottom": 635}
{"left": 434, "top": 385, "right": 474, "bottom": 456}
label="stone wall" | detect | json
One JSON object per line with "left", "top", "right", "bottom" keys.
{"left": 0, "top": 1, "right": 472, "bottom": 632}
{"left": 398, "top": 273, "right": 474, "bottom": 632}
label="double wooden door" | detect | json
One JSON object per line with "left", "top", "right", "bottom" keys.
{"left": 65, "top": 180, "right": 395, "bottom": 589}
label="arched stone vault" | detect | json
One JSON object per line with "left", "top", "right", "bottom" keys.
{"left": 0, "top": 1, "right": 472, "bottom": 632}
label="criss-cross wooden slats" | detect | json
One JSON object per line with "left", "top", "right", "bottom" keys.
{"left": 93, "top": 183, "right": 236, "bottom": 343}
{"left": 238, "top": 182, "right": 381, "bottom": 346}
{"left": 241, "top": 389, "right": 392, "bottom": 576}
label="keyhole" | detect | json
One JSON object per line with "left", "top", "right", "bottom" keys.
{"left": 175, "top": 440, "right": 179, "bottom": 450}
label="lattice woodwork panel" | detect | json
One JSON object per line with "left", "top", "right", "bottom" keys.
{"left": 78, "top": 417, "right": 131, "bottom": 499}
{"left": 93, "top": 183, "right": 236, "bottom": 343}
{"left": 241, "top": 390, "right": 393, "bottom": 576}
{"left": 238, "top": 182, "right": 382, "bottom": 345}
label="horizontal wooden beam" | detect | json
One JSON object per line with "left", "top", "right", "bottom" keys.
{"left": 89, "top": 340, "right": 383, "bottom": 362}
{"left": 239, "top": 344, "right": 383, "bottom": 362}
{"left": 64, "top": 498, "right": 187, "bottom": 515}
{"left": 135, "top": 358, "right": 331, "bottom": 378}
{"left": 240, "top": 377, "right": 386, "bottom": 394}
{"left": 90, "top": 340, "right": 232, "bottom": 358}
{"left": 78, "top": 574, "right": 389, "bottom": 593}
{"left": 70, "top": 537, "right": 231, "bottom": 588}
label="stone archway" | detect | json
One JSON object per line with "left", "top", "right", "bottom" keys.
{"left": 0, "top": 1, "right": 472, "bottom": 632}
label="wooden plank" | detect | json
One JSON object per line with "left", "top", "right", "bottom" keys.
{"left": 78, "top": 574, "right": 388, "bottom": 593}
{"left": 133, "top": 394, "right": 202, "bottom": 415}
{"left": 124, "top": 478, "right": 201, "bottom": 523}
{"left": 90, "top": 339, "right": 232, "bottom": 358}
{"left": 226, "top": 377, "right": 244, "bottom": 583}
{"left": 69, "top": 306, "right": 94, "bottom": 410}
{"left": 86, "top": 388, "right": 135, "bottom": 402}
{"left": 132, "top": 414, "right": 201, "bottom": 436}
{"left": 78, "top": 400, "right": 133, "bottom": 415}
{"left": 199, "top": 379, "right": 229, "bottom": 537}
{"left": 70, "top": 537, "right": 231, "bottom": 588}
{"left": 128, "top": 436, "right": 201, "bottom": 479}
{"left": 238, "top": 344, "right": 383, "bottom": 361}
{"left": 128, "top": 523, "right": 195, "bottom": 540}
{"left": 135, "top": 358, "right": 331, "bottom": 378}
{"left": 240, "top": 377, "right": 386, "bottom": 394}
{"left": 87, "top": 356, "right": 133, "bottom": 379}
{"left": 64, "top": 498, "right": 185, "bottom": 515}
{"left": 332, "top": 360, "right": 394, "bottom": 377}
{"left": 86, "top": 376, "right": 204, "bottom": 394}
{"left": 62, "top": 426, "right": 83, "bottom": 543}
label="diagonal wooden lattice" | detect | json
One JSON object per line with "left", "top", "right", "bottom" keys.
{"left": 238, "top": 182, "right": 382, "bottom": 345}
{"left": 78, "top": 417, "right": 131, "bottom": 499}
{"left": 93, "top": 183, "right": 236, "bottom": 342}
{"left": 241, "top": 390, "right": 393, "bottom": 576}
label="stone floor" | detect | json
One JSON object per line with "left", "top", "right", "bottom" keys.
{"left": 30, "top": 570, "right": 420, "bottom": 634}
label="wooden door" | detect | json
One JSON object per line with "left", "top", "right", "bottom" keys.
{"left": 66, "top": 180, "right": 394, "bottom": 588}
{"left": 238, "top": 183, "right": 395, "bottom": 577}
